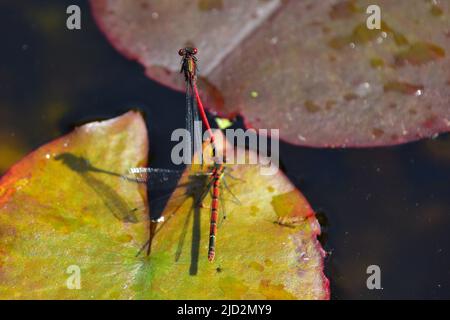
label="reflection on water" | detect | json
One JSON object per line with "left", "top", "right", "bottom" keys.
{"left": 1, "top": 0, "right": 450, "bottom": 299}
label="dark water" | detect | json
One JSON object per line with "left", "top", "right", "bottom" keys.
{"left": 1, "top": 0, "right": 449, "bottom": 299}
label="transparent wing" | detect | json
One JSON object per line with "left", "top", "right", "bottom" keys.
{"left": 121, "top": 166, "right": 213, "bottom": 218}
{"left": 186, "top": 81, "right": 195, "bottom": 164}
{"left": 191, "top": 83, "right": 203, "bottom": 165}
{"left": 122, "top": 167, "right": 184, "bottom": 191}
{"left": 122, "top": 167, "right": 212, "bottom": 187}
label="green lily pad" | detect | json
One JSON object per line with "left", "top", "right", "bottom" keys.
{"left": 0, "top": 112, "right": 328, "bottom": 299}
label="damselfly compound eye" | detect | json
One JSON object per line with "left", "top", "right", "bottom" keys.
{"left": 178, "top": 48, "right": 185, "bottom": 56}
{"left": 192, "top": 47, "right": 198, "bottom": 54}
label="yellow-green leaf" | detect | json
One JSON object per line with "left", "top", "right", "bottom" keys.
{"left": 0, "top": 111, "right": 149, "bottom": 299}
{"left": 0, "top": 112, "right": 329, "bottom": 299}
{"left": 144, "top": 161, "right": 329, "bottom": 299}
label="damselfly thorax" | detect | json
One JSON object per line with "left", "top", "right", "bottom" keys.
{"left": 179, "top": 47, "right": 198, "bottom": 84}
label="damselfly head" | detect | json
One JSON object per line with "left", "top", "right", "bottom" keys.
{"left": 179, "top": 47, "right": 198, "bottom": 56}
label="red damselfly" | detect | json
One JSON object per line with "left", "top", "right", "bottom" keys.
{"left": 176, "top": 47, "right": 226, "bottom": 261}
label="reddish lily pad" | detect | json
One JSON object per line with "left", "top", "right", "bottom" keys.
{"left": 0, "top": 112, "right": 329, "bottom": 299}
{"left": 91, "top": 0, "right": 450, "bottom": 147}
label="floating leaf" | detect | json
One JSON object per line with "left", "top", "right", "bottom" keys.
{"left": 0, "top": 112, "right": 328, "bottom": 299}
{"left": 91, "top": 0, "right": 450, "bottom": 147}
{"left": 0, "top": 112, "right": 149, "bottom": 299}
{"left": 144, "top": 161, "right": 328, "bottom": 298}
